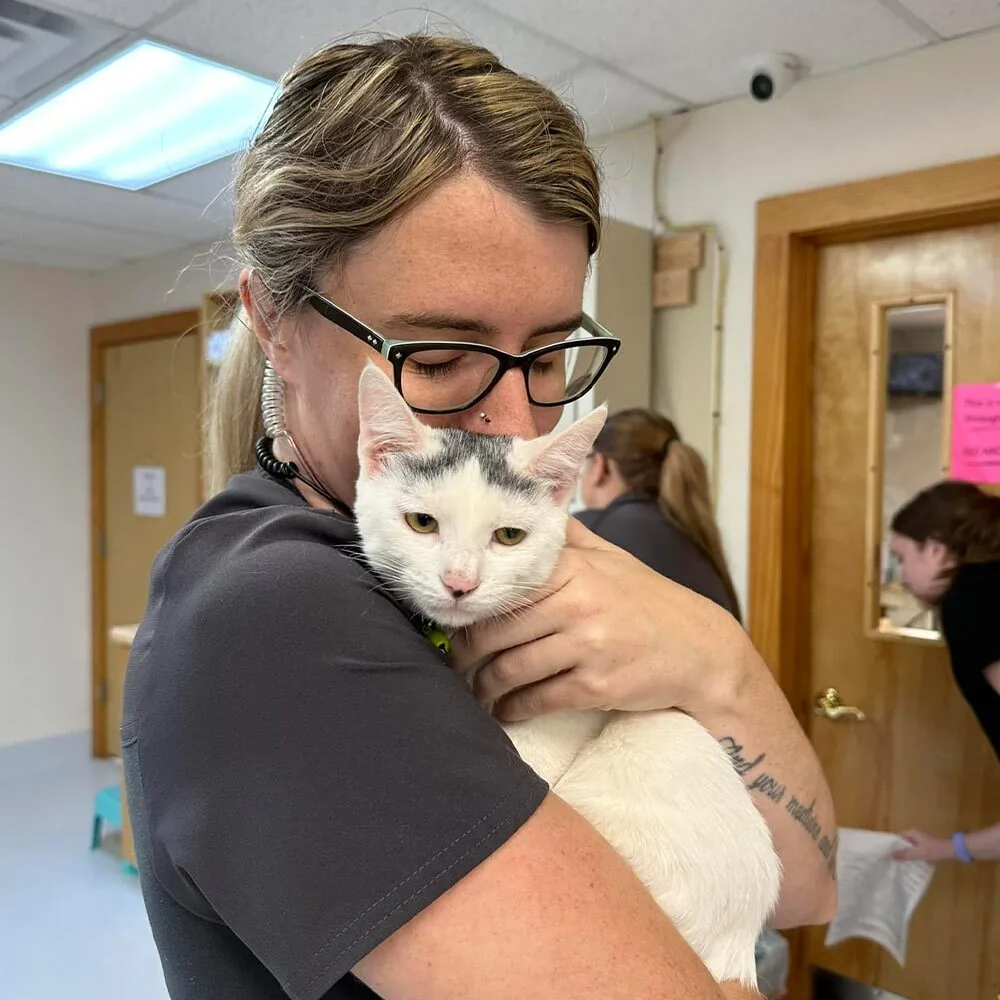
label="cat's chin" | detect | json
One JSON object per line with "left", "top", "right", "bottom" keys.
{"left": 424, "top": 604, "right": 484, "bottom": 630}
{"left": 422, "top": 593, "right": 535, "bottom": 630}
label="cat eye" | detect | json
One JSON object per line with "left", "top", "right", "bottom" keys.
{"left": 494, "top": 527, "right": 527, "bottom": 546}
{"left": 404, "top": 512, "right": 439, "bottom": 534}
{"left": 307, "top": 290, "right": 621, "bottom": 415}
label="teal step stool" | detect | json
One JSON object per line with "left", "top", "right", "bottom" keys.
{"left": 91, "top": 784, "right": 138, "bottom": 875}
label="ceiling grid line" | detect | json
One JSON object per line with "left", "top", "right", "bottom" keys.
{"left": 0, "top": 200, "right": 203, "bottom": 241}
{"left": 874, "top": 0, "right": 942, "bottom": 42}
{"left": 463, "top": 0, "right": 694, "bottom": 105}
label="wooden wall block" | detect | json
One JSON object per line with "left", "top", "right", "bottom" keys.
{"left": 655, "top": 232, "right": 705, "bottom": 272}
{"left": 653, "top": 269, "right": 695, "bottom": 308}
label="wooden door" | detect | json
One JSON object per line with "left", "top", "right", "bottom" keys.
{"left": 807, "top": 225, "right": 1000, "bottom": 997}
{"left": 95, "top": 326, "right": 201, "bottom": 756}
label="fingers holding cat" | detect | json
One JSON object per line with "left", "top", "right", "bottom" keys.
{"left": 467, "top": 630, "right": 613, "bottom": 720}
{"left": 451, "top": 518, "right": 749, "bottom": 722}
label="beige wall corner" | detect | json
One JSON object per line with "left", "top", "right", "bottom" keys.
{"left": 653, "top": 232, "right": 716, "bottom": 462}
{"left": 592, "top": 217, "right": 653, "bottom": 413}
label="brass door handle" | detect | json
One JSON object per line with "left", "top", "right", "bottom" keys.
{"left": 814, "top": 688, "right": 866, "bottom": 722}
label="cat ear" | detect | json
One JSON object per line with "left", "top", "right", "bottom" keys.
{"left": 513, "top": 404, "right": 608, "bottom": 506}
{"left": 357, "top": 364, "right": 429, "bottom": 475}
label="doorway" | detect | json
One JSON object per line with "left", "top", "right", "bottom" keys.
{"left": 750, "top": 158, "right": 1000, "bottom": 998}
{"left": 90, "top": 310, "right": 201, "bottom": 758}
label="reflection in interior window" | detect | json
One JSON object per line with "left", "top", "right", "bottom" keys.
{"left": 876, "top": 303, "right": 948, "bottom": 639}
{"left": 205, "top": 327, "right": 234, "bottom": 366}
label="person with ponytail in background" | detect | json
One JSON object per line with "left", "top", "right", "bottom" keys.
{"left": 577, "top": 409, "right": 741, "bottom": 621}
{"left": 887, "top": 481, "right": 1000, "bottom": 865}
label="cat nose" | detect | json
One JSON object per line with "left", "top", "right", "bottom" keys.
{"left": 441, "top": 571, "right": 480, "bottom": 599}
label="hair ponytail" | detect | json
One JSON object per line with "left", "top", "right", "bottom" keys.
{"left": 659, "top": 441, "right": 743, "bottom": 623}
{"left": 205, "top": 306, "right": 266, "bottom": 495}
{"left": 593, "top": 409, "right": 742, "bottom": 623}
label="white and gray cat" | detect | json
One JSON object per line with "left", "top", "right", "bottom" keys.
{"left": 354, "top": 365, "right": 781, "bottom": 987}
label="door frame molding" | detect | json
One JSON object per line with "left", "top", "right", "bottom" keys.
{"left": 749, "top": 153, "right": 1000, "bottom": 996}
{"left": 90, "top": 309, "right": 200, "bottom": 757}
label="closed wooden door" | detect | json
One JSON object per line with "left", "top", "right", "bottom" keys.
{"left": 807, "top": 225, "right": 1000, "bottom": 997}
{"left": 98, "top": 330, "right": 201, "bottom": 755}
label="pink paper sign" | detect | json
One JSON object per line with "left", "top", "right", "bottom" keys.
{"left": 951, "top": 383, "right": 1000, "bottom": 483}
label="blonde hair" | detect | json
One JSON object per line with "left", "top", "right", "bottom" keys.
{"left": 206, "top": 34, "right": 602, "bottom": 493}
{"left": 593, "top": 410, "right": 742, "bottom": 622}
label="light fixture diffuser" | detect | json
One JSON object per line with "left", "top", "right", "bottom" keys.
{"left": 0, "top": 40, "right": 277, "bottom": 190}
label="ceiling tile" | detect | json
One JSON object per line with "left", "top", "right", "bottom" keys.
{"left": 0, "top": 240, "right": 121, "bottom": 270}
{"left": 0, "top": 165, "right": 227, "bottom": 242}
{"left": 0, "top": 32, "right": 21, "bottom": 63}
{"left": 156, "top": 0, "right": 581, "bottom": 83}
{"left": 893, "top": 0, "right": 1000, "bottom": 37}
{"left": 0, "top": 207, "right": 188, "bottom": 258}
{"left": 556, "top": 66, "right": 681, "bottom": 135}
{"left": 33, "top": 0, "right": 183, "bottom": 29}
{"left": 147, "top": 156, "right": 236, "bottom": 227}
{"left": 476, "top": 0, "right": 929, "bottom": 103}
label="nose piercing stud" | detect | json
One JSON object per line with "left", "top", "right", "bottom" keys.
{"left": 479, "top": 411, "right": 491, "bottom": 424}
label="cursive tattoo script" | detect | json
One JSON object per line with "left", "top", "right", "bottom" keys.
{"left": 719, "top": 736, "right": 838, "bottom": 879}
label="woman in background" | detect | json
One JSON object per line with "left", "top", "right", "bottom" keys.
{"left": 577, "top": 409, "right": 741, "bottom": 620}
{"left": 888, "top": 481, "right": 1000, "bottom": 864}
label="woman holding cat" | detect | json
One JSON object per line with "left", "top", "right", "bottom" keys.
{"left": 576, "top": 409, "right": 741, "bottom": 620}
{"left": 123, "top": 34, "right": 834, "bottom": 1000}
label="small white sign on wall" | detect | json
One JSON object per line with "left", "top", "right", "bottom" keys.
{"left": 133, "top": 466, "right": 166, "bottom": 518}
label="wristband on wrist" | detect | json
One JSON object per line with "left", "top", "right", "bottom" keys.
{"left": 952, "top": 831, "right": 974, "bottom": 864}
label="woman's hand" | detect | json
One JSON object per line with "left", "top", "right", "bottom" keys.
{"left": 451, "top": 517, "right": 751, "bottom": 722}
{"left": 892, "top": 830, "right": 955, "bottom": 863}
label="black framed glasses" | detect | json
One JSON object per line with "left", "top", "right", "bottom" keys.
{"left": 307, "top": 290, "right": 621, "bottom": 415}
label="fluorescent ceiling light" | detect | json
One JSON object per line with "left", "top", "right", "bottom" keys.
{"left": 0, "top": 40, "right": 276, "bottom": 190}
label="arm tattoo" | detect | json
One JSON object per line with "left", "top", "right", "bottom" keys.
{"left": 719, "top": 736, "right": 838, "bottom": 879}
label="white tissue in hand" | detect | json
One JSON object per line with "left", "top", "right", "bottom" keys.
{"left": 824, "top": 828, "right": 934, "bottom": 966}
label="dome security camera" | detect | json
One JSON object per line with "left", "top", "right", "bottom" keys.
{"left": 748, "top": 54, "right": 802, "bottom": 102}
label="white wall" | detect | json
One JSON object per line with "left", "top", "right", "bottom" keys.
{"left": 0, "top": 264, "right": 94, "bottom": 747}
{"left": 652, "top": 231, "right": 717, "bottom": 465}
{"left": 592, "top": 27, "right": 1000, "bottom": 608}
{"left": 92, "top": 242, "right": 236, "bottom": 325}
{"left": 595, "top": 121, "right": 657, "bottom": 231}
{"left": 0, "top": 244, "right": 232, "bottom": 749}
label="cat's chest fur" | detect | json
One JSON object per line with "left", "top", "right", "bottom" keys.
{"left": 500, "top": 711, "right": 605, "bottom": 785}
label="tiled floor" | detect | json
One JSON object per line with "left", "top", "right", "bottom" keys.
{"left": 0, "top": 747, "right": 169, "bottom": 1000}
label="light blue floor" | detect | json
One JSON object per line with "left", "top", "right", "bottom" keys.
{"left": 0, "top": 748, "right": 169, "bottom": 1000}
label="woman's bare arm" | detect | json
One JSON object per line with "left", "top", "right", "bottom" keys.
{"left": 354, "top": 793, "right": 736, "bottom": 1000}
{"left": 699, "top": 645, "right": 838, "bottom": 929}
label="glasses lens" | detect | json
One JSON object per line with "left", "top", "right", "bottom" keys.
{"left": 399, "top": 348, "right": 501, "bottom": 412}
{"left": 528, "top": 338, "right": 609, "bottom": 404}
